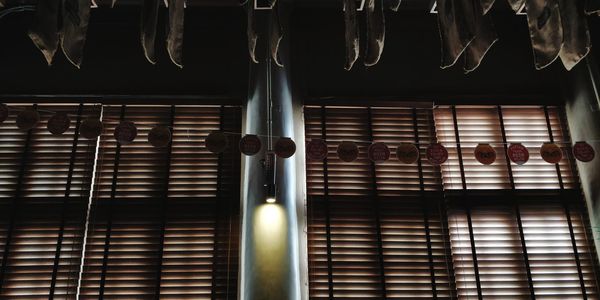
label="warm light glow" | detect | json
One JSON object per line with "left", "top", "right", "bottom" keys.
{"left": 266, "top": 197, "right": 276, "bottom": 204}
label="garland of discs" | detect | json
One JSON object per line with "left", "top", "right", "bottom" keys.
{"left": 0, "top": 103, "right": 596, "bottom": 165}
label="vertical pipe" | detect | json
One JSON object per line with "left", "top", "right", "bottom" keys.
{"left": 319, "top": 106, "right": 335, "bottom": 299}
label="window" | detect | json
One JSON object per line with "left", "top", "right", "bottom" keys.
{"left": 305, "top": 105, "right": 456, "bottom": 299}
{"left": 305, "top": 104, "right": 600, "bottom": 300}
{"left": 0, "top": 103, "right": 100, "bottom": 299}
{"left": 79, "top": 105, "right": 241, "bottom": 299}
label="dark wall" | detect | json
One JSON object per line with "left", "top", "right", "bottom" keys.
{"left": 291, "top": 2, "right": 571, "bottom": 102}
{"left": 0, "top": 6, "right": 249, "bottom": 97}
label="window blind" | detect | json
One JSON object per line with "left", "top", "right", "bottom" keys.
{"left": 447, "top": 192, "right": 599, "bottom": 300}
{"left": 0, "top": 103, "right": 100, "bottom": 299}
{"left": 79, "top": 105, "right": 241, "bottom": 299}
{"left": 305, "top": 105, "right": 456, "bottom": 299}
{"left": 434, "top": 105, "right": 577, "bottom": 190}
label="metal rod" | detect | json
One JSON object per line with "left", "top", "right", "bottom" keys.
{"left": 210, "top": 106, "right": 226, "bottom": 300}
{"left": 451, "top": 106, "right": 483, "bottom": 300}
{"left": 98, "top": 105, "right": 126, "bottom": 299}
{"left": 49, "top": 103, "right": 84, "bottom": 299}
{"left": 154, "top": 105, "right": 176, "bottom": 299}
{"left": 413, "top": 108, "right": 438, "bottom": 299}
{"left": 319, "top": 106, "right": 335, "bottom": 299}
{"left": 366, "top": 107, "right": 387, "bottom": 299}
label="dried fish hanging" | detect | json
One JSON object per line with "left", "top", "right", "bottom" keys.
{"left": 140, "top": 0, "right": 161, "bottom": 64}
{"left": 506, "top": 0, "right": 525, "bottom": 12}
{"left": 525, "top": 0, "right": 563, "bottom": 70}
{"left": 343, "top": 0, "right": 359, "bottom": 70}
{"left": 62, "top": 0, "right": 92, "bottom": 68}
{"left": 464, "top": 0, "right": 498, "bottom": 73}
{"left": 558, "top": 0, "right": 591, "bottom": 70}
{"left": 166, "top": 0, "right": 185, "bottom": 68}
{"left": 364, "top": 0, "right": 385, "bottom": 67}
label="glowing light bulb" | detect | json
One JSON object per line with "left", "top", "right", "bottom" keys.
{"left": 266, "top": 197, "right": 276, "bottom": 204}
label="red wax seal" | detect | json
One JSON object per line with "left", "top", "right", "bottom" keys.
{"left": 275, "top": 137, "right": 296, "bottom": 158}
{"left": 337, "top": 141, "right": 359, "bottom": 162}
{"left": 205, "top": 131, "right": 229, "bottom": 154}
{"left": 0, "top": 103, "right": 8, "bottom": 124}
{"left": 396, "top": 143, "right": 420, "bottom": 164}
{"left": 148, "top": 126, "right": 172, "bottom": 148}
{"left": 114, "top": 121, "right": 137, "bottom": 145}
{"left": 47, "top": 112, "right": 71, "bottom": 135}
{"left": 80, "top": 118, "right": 103, "bottom": 139}
{"left": 540, "top": 142, "right": 563, "bottom": 164}
{"left": 240, "top": 134, "right": 262, "bottom": 156}
{"left": 573, "top": 141, "right": 595, "bottom": 162}
{"left": 306, "top": 139, "right": 328, "bottom": 161}
{"left": 474, "top": 143, "right": 496, "bottom": 165}
{"left": 426, "top": 143, "right": 448, "bottom": 165}
{"left": 508, "top": 143, "right": 529, "bottom": 165}
{"left": 16, "top": 109, "right": 40, "bottom": 131}
{"left": 368, "top": 142, "right": 390, "bottom": 163}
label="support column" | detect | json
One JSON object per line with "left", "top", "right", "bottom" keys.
{"left": 563, "top": 57, "right": 600, "bottom": 261}
{"left": 239, "top": 4, "right": 308, "bottom": 300}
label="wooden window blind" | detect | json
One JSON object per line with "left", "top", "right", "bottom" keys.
{"left": 434, "top": 105, "right": 577, "bottom": 190}
{"left": 305, "top": 105, "right": 456, "bottom": 299}
{"left": 447, "top": 192, "right": 599, "bottom": 300}
{"left": 0, "top": 103, "right": 101, "bottom": 299}
{"left": 79, "top": 105, "right": 241, "bottom": 299}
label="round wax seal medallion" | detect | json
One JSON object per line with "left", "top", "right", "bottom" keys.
{"left": 426, "top": 143, "right": 448, "bottom": 165}
{"left": 148, "top": 126, "right": 172, "bottom": 148}
{"left": 0, "top": 103, "right": 8, "bottom": 124}
{"left": 240, "top": 134, "right": 262, "bottom": 156}
{"left": 80, "top": 118, "right": 103, "bottom": 139}
{"left": 114, "top": 121, "right": 137, "bottom": 145}
{"left": 474, "top": 143, "right": 496, "bottom": 165}
{"left": 573, "top": 141, "right": 595, "bottom": 163}
{"left": 275, "top": 137, "right": 296, "bottom": 158}
{"left": 368, "top": 142, "right": 390, "bottom": 163}
{"left": 396, "top": 143, "right": 420, "bottom": 164}
{"left": 16, "top": 109, "right": 40, "bottom": 131}
{"left": 540, "top": 142, "right": 563, "bottom": 164}
{"left": 205, "top": 131, "right": 229, "bottom": 154}
{"left": 508, "top": 143, "right": 529, "bottom": 165}
{"left": 47, "top": 112, "right": 71, "bottom": 135}
{"left": 337, "top": 141, "right": 359, "bottom": 162}
{"left": 306, "top": 139, "right": 328, "bottom": 161}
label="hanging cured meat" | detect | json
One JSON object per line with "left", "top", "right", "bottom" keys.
{"left": 140, "top": 0, "right": 161, "bottom": 64}
{"left": 343, "top": 0, "right": 359, "bottom": 70}
{"left": 464, "top": 0, "right": 498, "bottom": 73}
{"left": 525, "top": 0, "right": 563, "bottom": 70}
{"left": 271, "top": 1, "right": 284, "bottom": 67}
{"left": 437, "top": 0, "right": 476, "bottom": 68}
{"left": 364, "top": 0, "right": 385, "bottom": 67}
{"left": 28, "top": 0, "right": 61, "bottom": 65}
{"left": 167, "top": 0, "right": 185, "bottom": 68}
{"left": 558, "top": 0, "right": 591, "bottom": 71}
{"left": 247, "top": 0, "right": 259, "bottom": 63}
{"left": 61, "top": 0, "right": 91, "bottom": 68}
